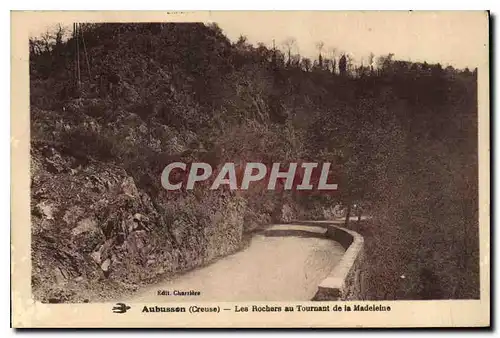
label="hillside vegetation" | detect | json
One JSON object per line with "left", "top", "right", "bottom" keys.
{"left": 30, "top": 23, "right": 478, "bottom": 302}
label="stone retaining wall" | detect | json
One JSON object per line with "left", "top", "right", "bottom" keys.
{"left": 311, "top": 222, "right": 365, "bottom": 301}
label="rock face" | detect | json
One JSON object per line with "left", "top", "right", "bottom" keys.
{"left": 280, "top": 204, "right": 294, "bottom": 223}
{"left": 204, "top": 197, "right": 246, "bottom": 261}
{"left": 30, "top": 140, "right": 247, "bottom": 303}
{"left": 28, "top": 24, "right": 308, "bottom": 303}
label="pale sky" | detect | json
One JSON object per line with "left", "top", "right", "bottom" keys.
{"left": 212, "top": 11, "right": 488, "bottom": 69}
{"left": 26, "top": 11, "right": 488, "bottom": 69}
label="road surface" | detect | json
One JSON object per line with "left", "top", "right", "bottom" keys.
{"left": 130, "top": 223, "right": 346, "bottom": 302}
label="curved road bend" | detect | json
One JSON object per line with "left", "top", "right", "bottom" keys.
{"left": 130, "top": 223, "right": 345, "bottom": 302}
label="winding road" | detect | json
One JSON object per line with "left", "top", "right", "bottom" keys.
{"left": 130, "top": 222, "right": 349, "bottom": 302}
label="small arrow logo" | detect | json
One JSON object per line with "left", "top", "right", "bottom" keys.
{"left": 112, "top": 303, "right": 131, "bottom": 314}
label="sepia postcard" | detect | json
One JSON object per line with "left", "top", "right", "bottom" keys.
{"left": 11, "top": 10, "right": 490, "bottom": 328}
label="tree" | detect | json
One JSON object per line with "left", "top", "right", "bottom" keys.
{"left": 346, "top": 54, "right": 354, "bottom": 75}
{"left": 328, "top": 47, "right": 337, "bottom": 74}
{"left": 315, "top": 41, "right": 325, "bottom": 70}
{"left": 301, "top": 57, "right": 312, "bottom": 72}
{"left": 377, "top": 53, "right": 395, "bottom": 73}
{"left": 29, "top": 38, "right": 43, "bottom": 56}
{"left": 339, "top": 54, "right": 347, "bottom": 76}
{"left": 235, "top": 35, "right": 251, "bottom": 51}
{"left": 283, "top": 37, "right": 297, "bottom": 68}
{"left": 368, "top": 52, "right": 375, "bottom": 74}
{"left": 255, "top": 42, "right": 272, "bottom": 65}
{"left": 290, "top": 54, "right": 301, "bottom": 68}
{"left": 53, "top": 24, "right": 66, "bottom": 51}
{"left": 29, "top": 24, "right": 68, "bottom": 56}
